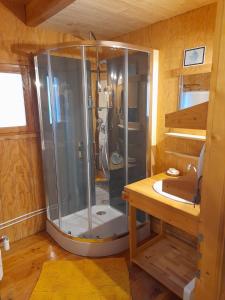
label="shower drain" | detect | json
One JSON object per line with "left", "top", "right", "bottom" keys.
{"left": 96, "top": 210, "right": 106, "bottom": 215}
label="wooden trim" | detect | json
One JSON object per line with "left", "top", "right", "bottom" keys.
{"left": 171, "top": 64, "right": 212, "bottom": 77}
{"left": 25, "top": 0, "right": 76, "bottom": 26}
{"left": 165, "top": 102, "right": 208, "bottom": 130}
{"left": 0, "top": 63, "right": 26, "bottom": 73}
{"left": 129, "top": 205, "right": 137, "bottom": 260}
{"left": 165, "top": 132, "right": 206, "bottom": 141}
{"left": 0, "top": 63, "right": 38, "bottom": 135}
{"left": 195, "top": 0, "right": 225, "bottom": 299}
{"left": 0, "top": 133, "right": 38, "bottom": 141}
{"left": 27, "top": 40, "right": 153, "bottom": 56}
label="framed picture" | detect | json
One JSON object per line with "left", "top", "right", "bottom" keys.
{"left": 183, "top": 46, "right": 206, "bottom": 67}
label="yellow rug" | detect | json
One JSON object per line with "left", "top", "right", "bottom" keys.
{"left": 30, "top": 258, "right": 131, "bottom": 300}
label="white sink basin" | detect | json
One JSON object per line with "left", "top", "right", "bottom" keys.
{"left": 152, "top": 180, "right": 192, "bottom": 204}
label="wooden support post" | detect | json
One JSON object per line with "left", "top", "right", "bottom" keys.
{"left": 159, "top": 220, "right": 164, "bottom": 235}
{"left": 129, "top": 204, "right": 137, "bottom": 261}
{"left": 195, "top": 0, "right": 225, "bottom": 298}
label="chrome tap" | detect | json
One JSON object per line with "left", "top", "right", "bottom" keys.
{"left": 187, "top": 163, "right": 197, "bottom": 173}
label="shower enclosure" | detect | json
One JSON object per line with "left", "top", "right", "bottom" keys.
{"left": 35, "top": 40, "right": 152, "bottom": 256}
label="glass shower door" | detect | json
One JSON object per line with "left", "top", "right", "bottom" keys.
{"left": 49, "top": 49, "right": 94, "bottom": 237}
{"left": 35, "top": 54, "right": 60, "bottom": 225}
{"left": 35, "top": 49, "right": 94, "bottom": 238}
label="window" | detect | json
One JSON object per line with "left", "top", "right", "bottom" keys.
{"left": 0, "top": 72, "right": 26, "bottom": 128}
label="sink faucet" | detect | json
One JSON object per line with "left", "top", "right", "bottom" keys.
{"left": 187, "top": 163, "right": 197, "bottom": 173}
{"left": 187, "top": 164, "right": 202, "bottom": 205}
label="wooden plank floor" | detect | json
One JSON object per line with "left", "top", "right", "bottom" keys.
{"left": 0, "top": 231, "right": 179, "bottom": 300}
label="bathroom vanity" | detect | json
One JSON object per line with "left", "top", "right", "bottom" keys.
{"left": 123, "top": 173, "right": 200, "bottom": 298}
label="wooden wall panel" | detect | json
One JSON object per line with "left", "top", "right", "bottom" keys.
{"left": 0, "top": 1, "right": 217, "bottom": 244}
{"left": 165, "top": 136, "right": 204, "bottom": 157}
{"left": 165, "top": 102, "right": 208, "bottom": 130}
{"left": 164, "top": 152, "right": 198, "bottom": 175}
{"left": 0, "top": 213, "right": 46, "bottom": 243}
{"left": 0, "top": 135, "right": 45, "bottom": 238}
{"left": 0, "top": 3, "right": 79, "bottom": 242}
{"left": 116, "top": 3, "right": 217, "bottom": 173}
{"left": 116, "top": 4, "right": 217, "bottom": 250}
{"left": 0, "top": 2, "right": 79, "bottom": 65}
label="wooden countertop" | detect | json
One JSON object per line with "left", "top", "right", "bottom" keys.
{"left": 124, "top": 173, "right": 200, "bottom": 236}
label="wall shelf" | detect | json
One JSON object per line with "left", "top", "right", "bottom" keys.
{"left": 165, "top": 102, "right": 208, "bottom": 130}
{"left": 171, "top": 64, "right": 212, "bottom": 77}
{"left": 118, "top": 124, "right": 141, "bottom": 131}
{"left": 165, "top": 132, "right": 206, "bottom": 141}
{"left": 165, "top": 150, "right": 199, "bottom": 161}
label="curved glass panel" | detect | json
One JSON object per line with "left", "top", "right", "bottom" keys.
{"left": 35, "top": 44, "right": 150, "bottom": 240}
{"left": 35, "top": 54, "right": 60, "bottom": 225}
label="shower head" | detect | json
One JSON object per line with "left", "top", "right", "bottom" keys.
{"left": 89, "top": 31, "right": 97, "bottom": 40}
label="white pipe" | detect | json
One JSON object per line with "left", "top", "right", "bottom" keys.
{"left": 0, "top": 208, "right": 46, "bottom": 230}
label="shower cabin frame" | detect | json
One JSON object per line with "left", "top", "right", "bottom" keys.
{"left": 34, "top": 40, "right": 157, "bottom": 256}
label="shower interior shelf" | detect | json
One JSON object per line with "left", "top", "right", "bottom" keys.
{"left": 118, "top": 124, "right": 141, "bottom": 131}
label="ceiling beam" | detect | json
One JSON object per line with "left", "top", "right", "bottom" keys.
{"left": 0, "top": 0, "right": 26, "bottom": 23}
{"left": 25, "top": 0, "right": 76, "bottom": 26}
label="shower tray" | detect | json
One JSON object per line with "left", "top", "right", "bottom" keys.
{"left": 47, "top": 206, "right": 150, "bottom": 257}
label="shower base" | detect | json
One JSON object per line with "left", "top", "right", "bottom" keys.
{"left": 47, "top": 205, "right": 151, "bottom": 257}
{"left": 54, "top": 205, "right": 128, "bottom": 239}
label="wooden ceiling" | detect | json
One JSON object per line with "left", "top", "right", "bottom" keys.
{"left": 40, "top": 0, "right": 216, "bottom": 39}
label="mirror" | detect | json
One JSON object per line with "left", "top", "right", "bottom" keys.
{"left": 179, "top": 72, "right": 210, "bottom": 109}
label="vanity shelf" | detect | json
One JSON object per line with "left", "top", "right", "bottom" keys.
{"left": 123, "top": 173, "right": 200, "bottom": 297}
{"left": 133, "top": 234, "right": 198, "bottom": 298}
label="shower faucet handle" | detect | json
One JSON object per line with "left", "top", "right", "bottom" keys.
{"left": 88, "top": 96, "right": 93, "bottom": 109}
{"left": 78, "top": 142, "right": 84, "bottom": 159}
